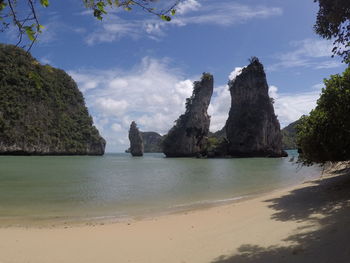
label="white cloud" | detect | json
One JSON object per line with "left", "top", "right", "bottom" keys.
{"left": 111, "top": 123, "right": 123, "bottom": 132}
{"left": 177, "top": 0, "right": 201, "bottom": 15}
{"left": 84, "top": 1, "right": 283, "bottom": 44}
{"left": 269, "top": 38, "right": 342, "bottom": 70}
{"left": 175, "top": 3, "right": 282, "bottom": 27}
{"left": 70, "top": 59, "right": 322, "bottom": 151}
{"left": 70, "top": 57, "right": 195, "bottom": 152}
{"left": 228, "top": 67, "right": 245, "bottom": 81}
{"left": 85, "top": 16, "right": 140, "bottom": 45}
{"left": 68, "top": 72, "right": 100, "bottom": 92}
{"left": 208, "top": 84, "right": 231, "bottom": 132}
{"left": 274, "top": 90, "right": 320, "bottom": 127}
{"left": 270, "top": 85, "right": 321, "bottom": 127}
{"left": 94, "top": 98, "right": 129, "bottom": 117}
{"left": 267, "top": 85, "right": 321, "bottom": 127}
{"left": 269, "top": 85, "right": 279, "bottom": 99}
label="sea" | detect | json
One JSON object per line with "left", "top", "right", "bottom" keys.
{"left": 0, "top": 150, "right": 321, "bottom": 225}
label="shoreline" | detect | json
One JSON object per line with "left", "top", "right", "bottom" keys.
{"left": 2, "top": 166, "right": 350, "bottom": 262}
{"left": 0, "top": 173, "right": 320, "bottom": 229}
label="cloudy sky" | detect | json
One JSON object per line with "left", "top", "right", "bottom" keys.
{"left": 1, "top": 0, "right": 347, "bottom": 152}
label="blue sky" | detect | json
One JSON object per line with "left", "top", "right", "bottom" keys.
{"left": 0, "top": 0, "right": 347, "bottom": 152}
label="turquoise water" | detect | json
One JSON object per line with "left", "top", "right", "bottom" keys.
{"left": 0, "top": 151, "right": 321, "bottom": 224}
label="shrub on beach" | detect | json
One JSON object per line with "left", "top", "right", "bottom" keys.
{"left": 297, "top": 66, "right": 350, "bottom": 165}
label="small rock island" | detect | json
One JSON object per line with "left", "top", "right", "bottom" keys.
{"left": 225, "top": 57, "right": 287, "bottom": 157}
{"left": 163, "top": 73, "right": 214, "bottom": 157}
{"left": 128, "top": 121, "right": 144, "bottom": 156}
{"left": 0, "top": 44, "right": 105, "bottom": 155}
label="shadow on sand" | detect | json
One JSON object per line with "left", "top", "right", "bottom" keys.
{"left": 211, "top": 168, "right": 350, "bottom": 263}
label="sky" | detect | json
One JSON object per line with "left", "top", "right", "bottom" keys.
{"left": 0, "top": 0, "right": 347, "bottom": 152}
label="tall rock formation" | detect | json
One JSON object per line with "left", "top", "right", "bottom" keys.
{"left": 225, "top": 57, "right": 287, "bottom": 157}
{"left": 0, "top": 44, "right": 105, "bottom": 155}
{"left": 163, "top": 73, "right": 214, "bottom": 157}
{"left": 128, "top": 121, "right": 144, "bottom": 156}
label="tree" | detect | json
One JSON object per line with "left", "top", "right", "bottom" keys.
{"left": 0, "top": 0, "right": 179, "bottom": 50}
{"left": 313, "top": 0, "right": 350, "bottom": 63}
{"left": 296, "top": 66, "right": 350, "bottom": 165}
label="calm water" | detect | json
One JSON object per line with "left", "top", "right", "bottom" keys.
{"left": 0, "top": 151, "right": 321, "bottom": 224}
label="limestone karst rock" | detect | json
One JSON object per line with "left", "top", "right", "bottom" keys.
{"left": 141, "top": 132, "right": 163, "bottom": 152}
{"left": 128, "top": 121, "right": 144, "bottom": 156}
{"left": 163, "top": 73, "right": 214, "bottom": 157}
{"left": 0, "top": 44, "right": 106, "bottom": 155}
{"left": 125, "top": 131, "right": 163, "bottom": 153}
{"left": 225, "top": 57, "right": 287, "bottom": 157}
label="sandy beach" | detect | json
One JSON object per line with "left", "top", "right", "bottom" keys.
{"left": 1, "top": 163, "right": 350, "bottom": 263}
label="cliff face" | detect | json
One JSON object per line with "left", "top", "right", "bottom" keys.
{"left": 142, "top": 132, "right": 163, "bottom": 152}
{"left": 225, "top": 58, "right": 286, "bottom": 157}
{"left": 0, "top": 44, "right": 105, "bottom": 155}
{"left": 128, "top": 121, "right": 144, "bottom": 156}
{"left": 163, "top": 73, "right": 214, "bottom": 157}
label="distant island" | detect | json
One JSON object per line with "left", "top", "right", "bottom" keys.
{"left": 0, "top": 44, "right": 105, "bottom": 155}
{"left": 281, "top": 120, "right": 299, "bottom": 150}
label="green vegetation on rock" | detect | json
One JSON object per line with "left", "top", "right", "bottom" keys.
{"left": 162, "top": 73, "right": 214, "bottom": 157}
{"left": 0, "top": 44, "right": 105, "bottom": 155}
{"left": 281, "top": 120, "right": 300, "bottom": 150}
{"left": 297, "top": 66, "right": 350, "bottom": 164}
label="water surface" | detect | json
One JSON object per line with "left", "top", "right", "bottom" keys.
{"left": 0, "top": 151, "right": 321, "bottom": 225}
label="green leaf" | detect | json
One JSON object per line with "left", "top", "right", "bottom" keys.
{"left": 24, "top": 25, "right": 35, "bottom": 41}
{"left": 0, "top": 1, "right": 7, "bottom": 11}
{"left": 160, "top": 15, "right": 171, "bottom": 22}
{"left": 124, "top": 6, "right": 132, "bottom": 11}
{"left": 171, "top": 9, "right": 176, "bottom": 16}
{"left": 96, "top": 1, "right": 107, "bottom": 14}
{"left": 93, "top": 9, "right": 103, "bottom": 20}
{"left": 37, "top": 24, "right": 45, "bottom": 33}
{"left": 40, "top": 0, "right": 50, "bottom": 8}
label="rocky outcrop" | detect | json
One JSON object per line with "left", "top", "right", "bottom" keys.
{"left": 142, "top": 132, "right": 163, "bottom": 152}
{"left": 225, "top": 57, "right": 287, "bottom": 157}
{"left": 0, "top": 44, "right": 105, "bottom": 155}
{"left": 125, "top": 131, "right": 163, "bottom": 153}
{"left": 163, "top": 73, "right": 214, "bottom": 157}
{"left": 128, "top": 121, "right": 144, "bottom": 156}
